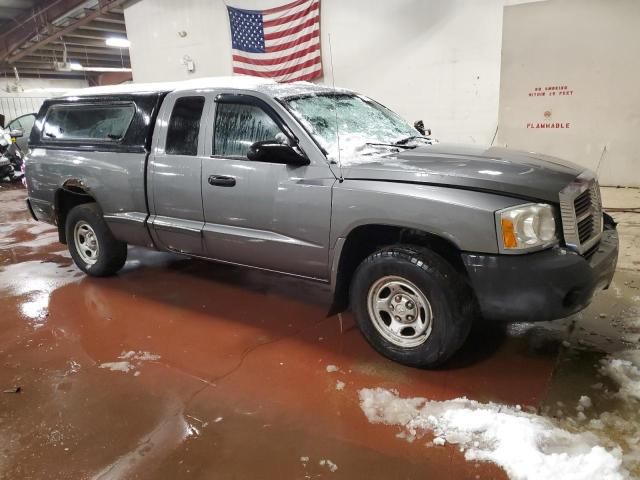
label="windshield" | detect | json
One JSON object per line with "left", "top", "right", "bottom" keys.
{"left": 284, "top": 93, "right": 420, "bottom": 164}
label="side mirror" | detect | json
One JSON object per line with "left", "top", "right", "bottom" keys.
{"left": 413, "top": 120, "right": 431, "bottom": 137}
{"left": 10, "top": 129, "right": 23, "bottom": 138}
{"left": 247, "top": 141, "right": 309, "bottom": 166}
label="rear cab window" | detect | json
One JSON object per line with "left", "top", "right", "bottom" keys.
{"left": 165, "top": 96, "right": 206, "bottom": 156}
{"left": 42, "top": 104, "right": 135, "bottom": 142}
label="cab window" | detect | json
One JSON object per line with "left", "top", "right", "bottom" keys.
{"left": 8, "top": 113, "right": 35, "bottom": 134}
{"left": 165, "top": 96, "right": 205, "bottom": 156}
{"left": 213, "top": 103, "right": 283, "bottom": 157}
{"left": 43, "top": 104, "right": 134, "bottom": 142}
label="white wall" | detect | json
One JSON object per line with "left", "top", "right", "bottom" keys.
{"left": 0, "top": 77, "right": 89, "bottom": 123}
{"left": 3, "top": 77, "right": 88, "bottom": 91}
{"left": 497, "top": 0, "right": 640, "bottom": 187}
{"left": 125, "top": 0, "right": 538, "bottom": 145}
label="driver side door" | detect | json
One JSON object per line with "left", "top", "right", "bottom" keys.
{"left": 201, "top": 94, "right": 334, "bottom": 280}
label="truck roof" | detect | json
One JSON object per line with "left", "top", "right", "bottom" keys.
{"left": 63, "top": 75, "right": 348, "bottom": 99}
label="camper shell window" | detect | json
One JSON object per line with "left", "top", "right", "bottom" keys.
{"left": 42, "top": 103, "right": 135, "bottom": 142}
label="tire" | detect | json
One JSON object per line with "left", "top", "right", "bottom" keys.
{"left": 65, "top": 203, "right": 127, "bottom": 277}
{"left": 350, "top": 245, "right": 475, "bottom": 368}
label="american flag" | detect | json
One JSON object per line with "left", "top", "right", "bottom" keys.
{"left": 227, "top": 0, "right": 322, "bottom": 82}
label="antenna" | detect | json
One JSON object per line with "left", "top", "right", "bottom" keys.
{"left": 328, "top": 33, "right": 343, "bottom": 181}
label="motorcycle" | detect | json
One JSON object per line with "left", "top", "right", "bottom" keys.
{"left": 0, "top": 126, "right": 25, "bottom": 183}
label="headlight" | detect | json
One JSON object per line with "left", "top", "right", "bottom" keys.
{"left": 496, "top": 203, "right": 557, "bottom": 252}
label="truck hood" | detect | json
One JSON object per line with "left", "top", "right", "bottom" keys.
{"left": 339, "top": 144, "right": 585, "bottom": 202}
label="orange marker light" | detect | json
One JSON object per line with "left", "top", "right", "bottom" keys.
{"left": 501, "top": 218, "right": 518, "bottom": 249}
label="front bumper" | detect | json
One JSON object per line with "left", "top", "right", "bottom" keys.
{"left": 462, "top": 224, "right": 619, "bottom": 322}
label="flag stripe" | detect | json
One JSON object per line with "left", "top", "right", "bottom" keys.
{"left": 234, "top": 51, "right": 320, "bottom": 73}
{"left": 263, "top": 0, "right": 309, "bottom": 15}
{"left": 286, "top": 67, "right": 323, "bottom": 82}
{"left": 263, "top": 1, "right": 318, "bottom": 28}
{"left": 233, "top": 35, "right": 317, "bottom": 60}
{"left": 234, "top": 56, "right": 321, "bottom": 78}
{"left": 233, "top": 44, "right": 319, "bottom": 66}
{"left": 238, "top": 62, "right": 323, "bottom": 83}
{"left": 265, "top": 24, "right": 319, "bottom": 48}
{"left": 263, "top": 0, "right": 314, "bottom": 23}
{"left": 263, "top": 8, "right": 318, "bottom": 35}
{"left": 264, "top": 30, "right": 320, "bottom": 53}
{"left": 263, "top": 16, "right": 318, "bottom": 41}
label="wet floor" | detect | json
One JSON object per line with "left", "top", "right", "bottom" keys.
{"left": 0, "top": 185, "right": 638, "bottom": 479}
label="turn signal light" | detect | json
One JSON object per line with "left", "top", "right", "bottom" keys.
{"left": 501, "top": 218, "right": 518, "bottom": 248}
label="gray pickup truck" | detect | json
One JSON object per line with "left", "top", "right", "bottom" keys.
{"left": 24, "top": 77, "right": 619, "bottom": 368}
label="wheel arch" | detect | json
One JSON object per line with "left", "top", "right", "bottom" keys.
{"left": 54, "top": 180, "right": 96, "bottom": 244}
{"left": 328, "top": 223, "right": 468, "bottom": 316}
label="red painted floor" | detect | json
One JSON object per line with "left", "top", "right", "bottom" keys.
{"left": 0, "top": 187, "right": 557, "bottom": 479}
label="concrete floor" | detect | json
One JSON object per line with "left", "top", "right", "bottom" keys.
{"left": 0, "top": 185, "right": 638, "bottom": 479}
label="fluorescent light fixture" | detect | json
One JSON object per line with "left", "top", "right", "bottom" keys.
{"left": 82, "top": 67, "right": 132, "bottom": 73}
{"left": 68, "top": 62, "right": 132, "bottom": 73}
{"left": 105, "top": 37, "right": 131, "bottom": 48}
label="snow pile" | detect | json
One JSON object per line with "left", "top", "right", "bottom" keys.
{"left": 600, "top": 350, "right": 640, "bottom": 402}
{"left": 359, "top": 388, "right": 627, "bottom": 480}
{"left": 319, "top": 459, "right": 338, "bottom": 472}
{"left": 99, "top": 361, "right": 135, "bottom": 373}
{"left": 99, "top": 350, "right": 161, "bottom": 374}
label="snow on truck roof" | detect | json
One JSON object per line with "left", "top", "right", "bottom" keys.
{"left": 64, "top": 75, "right": 347, "bottom": 99}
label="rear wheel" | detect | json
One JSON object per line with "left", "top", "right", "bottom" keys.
{"left": 350, "top": 245, "right": 475, "bottom": 368}
{"left": 66, "top": 203, "right": 127, "bottom": 276}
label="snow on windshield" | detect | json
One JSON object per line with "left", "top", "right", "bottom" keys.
{"left": 285, "top": 94, "right": 419, "bottom": 164}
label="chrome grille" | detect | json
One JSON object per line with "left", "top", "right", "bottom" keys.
{"left": 559, "top": 173, "right": 603, "bottom": 255}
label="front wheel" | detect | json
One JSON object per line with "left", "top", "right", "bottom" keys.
{"left": 350, "top": 245, "right": 475, "bottom": 368}
{"left": 66, "top": 203, "right": 127, "bottom": 277}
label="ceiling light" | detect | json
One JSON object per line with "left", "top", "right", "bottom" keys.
{"left": 85, "top": 67, "right": 132, "bottom": 72}
{"left": 68, "top": 63, "right": 132, "bottom": 73}
{"left": 105, "top": 37, "right": 130, "bottom": 48}
{"left": 80, "top": 66, "right": 132, "bottom": 73}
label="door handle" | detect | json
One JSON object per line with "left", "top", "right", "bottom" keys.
{"left": 208, "top": 175, "right": 236, "bottom": 187}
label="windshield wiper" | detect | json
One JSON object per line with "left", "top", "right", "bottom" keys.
{"left": 364, "top": 142, "right": 416, "bottom": 149}
{"left": 394, "top": 135, "right": 430, "bottom": 145}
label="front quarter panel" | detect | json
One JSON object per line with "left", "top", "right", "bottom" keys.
{"left": 330, "top": 180, "right": 526, "bottom": 254}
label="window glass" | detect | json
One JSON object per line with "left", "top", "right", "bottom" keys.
{"left": 9, "top": 114, "right": 35, "bottom": 135}
{"left": 18, "top": 114, "right": 35, "bottom": 134}
{"left": 166, "top": 96, "right": 205, "bottom": 156}
{"left": 43, "top": 104, "right": 134, "bottom": 141}
{"left": 214, "top": 103, "right": 283, "bottom": 157}
{"left": 8, "top": 117, "right": 22, "bottom": 130}
{"left": 285, "top": 94, "right": 418, "bottom": 163}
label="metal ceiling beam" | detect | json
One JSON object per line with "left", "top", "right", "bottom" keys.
{"left": 10, "top": 61, "right": 128, "bottom": 71}
{"left": 64, "top": 28, "right": 121, "bottom": 41}
{"left": 36, "top": 44, "right": 127, "bottom": 56}
{"left": 14, "top": 58, "right": 131, "bottom": 68}
{"left": 80, "top": 20, "right": 126, "bottom": 33}
{"left": 14, "top": 56, "right": 129, "bottom": 66}
{"left": 4, "top": 0, "right": 129, "bottom": 64}
{"left": 0, "top": 67, "right": 87, "bottom": 78}
{"left": 26, "top": 49, "right": 128, "bottom": 61}
{"left": 96, "top": 13, "right": 125, "bottom": 24}
{"left": 52, "top": 38, "right": 129, "bottom": 51}
{"left": 0, "top": 0, "right": 89, "bottom": 59}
